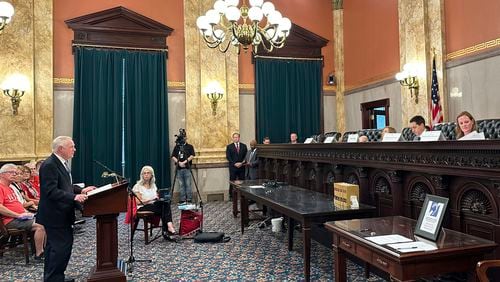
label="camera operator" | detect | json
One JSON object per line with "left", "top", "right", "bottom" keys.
{"left": 171, "top": 129, "right": 195, "bottom": 204}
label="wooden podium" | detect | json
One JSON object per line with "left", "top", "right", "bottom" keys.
{"left": 82, "top": 181, "right": 128, "bottom": 282}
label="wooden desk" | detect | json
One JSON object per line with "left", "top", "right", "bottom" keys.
{"left": 325, "top": 216, "right": 497, "bottom": 282}
{"left": 234, "top": 180, "right": 376, "bottom": 281}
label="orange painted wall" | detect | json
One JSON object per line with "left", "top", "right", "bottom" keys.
{"left": 238, "top": 0, "right": 335, "bottom": 85}
{"left": 445, "top": 0, "right": 500, "bottom": 54}
{"left": 343, "top": 0, "right": 399, "bottom": 89}
{"left": 54, "top": 0, "right": 334, "bottom": 85}
{"left": 54, "top": 0, "right": 185, "bottom": 82}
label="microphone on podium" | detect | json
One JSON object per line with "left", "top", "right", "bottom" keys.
{"left": 93, "top": 160, "right": 123, "bottom": 183}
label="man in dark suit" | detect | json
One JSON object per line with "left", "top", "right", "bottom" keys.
{"left": 37, "top": 136, "right": 95, "bottom": 282}
{"left": 226, "top": 132, "right": 247, "bottom": 199}
{"left": 244, "top": 139, "right": 259, "bottom": 180}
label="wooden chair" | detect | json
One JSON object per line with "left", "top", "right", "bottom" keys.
{"left": 477, "top": 260, "right": 500, "bottom": 282}
{"left": 132, "top": 211, "right": 162, "bottom": 245}
{"left": 0, "top": 216, "right": 33, "bottom": 264}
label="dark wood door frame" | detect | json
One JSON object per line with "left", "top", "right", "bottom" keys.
{"left": 360, "top": 98, "right": 390, "bottom": 129}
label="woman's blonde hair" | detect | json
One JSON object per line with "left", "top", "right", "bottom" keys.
{"left": 137, "top": 165, "right": 157, "bottom": 188}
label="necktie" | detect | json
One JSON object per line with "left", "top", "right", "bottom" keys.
{"left": 64, "top": 161, "right": 73, "bottom": 184}
{"left": 236, "top": 143, "right": 239, "bottom": 154}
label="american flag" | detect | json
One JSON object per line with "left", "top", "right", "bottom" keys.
{"left": 431, "top": 57, "right": 443, "bottom": 126}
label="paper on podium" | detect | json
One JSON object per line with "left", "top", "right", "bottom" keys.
{"left": 87, "top": 184, "right": 113, "bottom": 196}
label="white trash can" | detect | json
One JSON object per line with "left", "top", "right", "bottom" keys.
{"left": 271, "top": 217, "right": 283, "bottom": 232}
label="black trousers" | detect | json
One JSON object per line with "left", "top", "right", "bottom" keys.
{"left": 44, "top": 226, "right": 73, "bottom": 282}
{"left": 138, "top": 200, "right": 173, "bottom": 230}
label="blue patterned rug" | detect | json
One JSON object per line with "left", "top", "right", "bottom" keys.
{"left": 0, "top": 201, "right": 389, "bottom": 281}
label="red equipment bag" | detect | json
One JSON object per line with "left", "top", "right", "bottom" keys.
{"left": 179, "top": 209, "right": 203, "bottom": 237}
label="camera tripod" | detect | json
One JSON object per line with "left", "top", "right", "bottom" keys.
{"left": 171, "top": 162, "right": 204, "bottom": 233}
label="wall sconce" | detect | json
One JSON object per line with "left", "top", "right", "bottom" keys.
{"left": 395, "top": 63, "right": 420, "bottom": 103}
{"left": 326, "top": 72, "right": 336, "bottom": 86}
{"left": 2, "top": 74, "right": 29, "bottom": 115}
{"left": 204, "top": 81, "right": 224, "bottom": 116}
{"left": 0, "top": 1, "right": 15, "bottom": 33}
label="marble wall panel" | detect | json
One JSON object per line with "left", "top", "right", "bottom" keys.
{"left": 324, "top": 94, "right": 337, "bottom": 132}
{"left": 0, "top": 0, "right": 52, "bottom": 161}
{"left": 344, "top": 82, "right": 402, "bottom": 131}
{"left": 447, "top": 55, "right": 500, "bottom": 120}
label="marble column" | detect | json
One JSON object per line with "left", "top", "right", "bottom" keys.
{"left": 398, "top": 0, "right": 447, "bottom": 123}
{"left": 332, "top": 0, "right": 345, "bottom": 133}
{"left": 183, "top": 0, "right": 240, "bottom": 200}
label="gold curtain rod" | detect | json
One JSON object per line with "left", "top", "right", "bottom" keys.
{"left": 254, "top": 55, "right": 323, "bottom": 61}
{"left": 72, "top": 43, "right": 168, "bottom": 52}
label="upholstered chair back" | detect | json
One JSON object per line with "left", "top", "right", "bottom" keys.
{"left": 432, "top": 122, "right": 457, "bottom": 140}
{"left": 324, "top": 132, "right": 341, "bottom": 142}
{"left": 341, "top": 131, "right": 358, "bottom": 142}
{"left": 401, "top": 127, "right": 416, "bottom": 141}
{"left": 477, "top": 119, "right": 500, "bottom": 140}
{"left": 358, "top": 129, "right": 382, "bottom": 142}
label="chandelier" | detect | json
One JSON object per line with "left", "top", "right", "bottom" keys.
{"left": 0, "top": 1, "right": 14, "bottom": 34}
{"left": 196, "top": 0, "right": 291, "bottom": 54}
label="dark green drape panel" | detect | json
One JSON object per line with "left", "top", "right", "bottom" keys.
{"left": 255, "top": 58, "right": 322, "bottom": 143}
{"left": 72, "top": 47, "right": 124, "bottom": 186}
{"left": 124, "top": 51, "right": 170, "bottom": 189}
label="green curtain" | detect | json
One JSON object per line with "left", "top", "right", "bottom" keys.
{"left": 72, "top": 47, "right": 124, "bottom": 186}
{"left": 124, "top": 51, "right": 170, "bottom": 189}
{"left": 255, "top": 58, "right": 322, "bottom": 143}
{"left": 72, "top": 47, "right": 170, "bottom": 189}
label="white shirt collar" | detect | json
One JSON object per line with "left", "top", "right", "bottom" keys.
{"left": 54, "top": 153, "right": 68, "bottom": 166}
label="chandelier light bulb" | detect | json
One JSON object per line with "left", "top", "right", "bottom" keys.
{"left": 196, "top": 16, "right": 210, "bottom": 30}
{"left": 0, "top": 1, "right": 14, "bottom": 21}
{"left": 261, "top": 2, "right": 275, "bottom": 16}
{"left": 225, "top": 0, "right": 239, "bottom": 7}
{"left": 225, "top": 6, "right": 241, "bottom": 22}
{"left": 267, "top": 10, "right": 282, "bottom": 25}
{"left": 213, "top": 29, "right": 226, "bottom": 41}
{"left": 206, "top": 9, "right": 220, "bottom": 25}
{"left": 248, "top": 6, "right": 263, "bottom": 22}
{"left": 278, "top": 17, "right": 291, "bottom": 32}
{"left": 249, "top": 0, "right": 264, "bottom": 7}
{"left": 214, "top": 0, "right": 227, "bottom": 13}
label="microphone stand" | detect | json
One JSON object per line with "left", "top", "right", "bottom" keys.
{"left": 126, "top": 186, "right": 152, "bottom": 273}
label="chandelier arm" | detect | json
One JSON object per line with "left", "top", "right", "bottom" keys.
{"left": 218, "top": 36, "right": 233, "bottom": 53}
{"left": 256, "top": 29, "right": 274, "bottom": 52}
{"left": 201, "top": 34, "right": 223, "bottom": 48}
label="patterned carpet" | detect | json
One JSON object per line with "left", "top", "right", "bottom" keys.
{"left": 0, "top": 201, "right": 388, "bottom": 281}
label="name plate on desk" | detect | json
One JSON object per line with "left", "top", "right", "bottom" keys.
{"left": 459, "top": 131, "right": 485, "bottom": 140}
{"left": 347, "top": 134, "right": 359, "bottom": 143}
{"left": 304, "top": 138, "right": 314, "bottom": 144}
{"left": 382, "top": 133, "right": 403, "bottom": 142}
{"left": 324, "top": 136, "right": 335, "bottom": 143}
{"left": 420, "top": 131, "right": 446, "bottom": 141}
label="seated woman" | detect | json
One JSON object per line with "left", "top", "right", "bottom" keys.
{"left": 18, "top": 165, "right": 39, "bottom": 204}
{"left": 381, "top": 126, "right": 397, "bottom": 140}
{"left": 132, "top": 165, "right": 178, "bottom": 241}
{"left": 456, "top": 111, "right": 484, "bottom": 140}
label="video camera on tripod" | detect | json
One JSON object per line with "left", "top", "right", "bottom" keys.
{"left": 175, "top": 128, "right": 187, "bottom": 146}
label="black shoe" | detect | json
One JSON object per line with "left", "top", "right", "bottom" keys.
{"left": 163, "top": 231, "right": 180, "bottom": 242}
{"left": 64, "top": 278, "right": 75, "bottom": 282}
{"left": 33, "top": 253, "right": 44, "bottom": 262}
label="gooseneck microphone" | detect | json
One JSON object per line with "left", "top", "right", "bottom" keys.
{"left": 93, "top": 160, "right": 124, "bottom": 180}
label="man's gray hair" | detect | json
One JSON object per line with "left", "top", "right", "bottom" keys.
{"left": 0, "top": 163, "right": 17, "bottom": 174}
{"left": 52, "top": 136, "right": 73, "bottom": 152}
